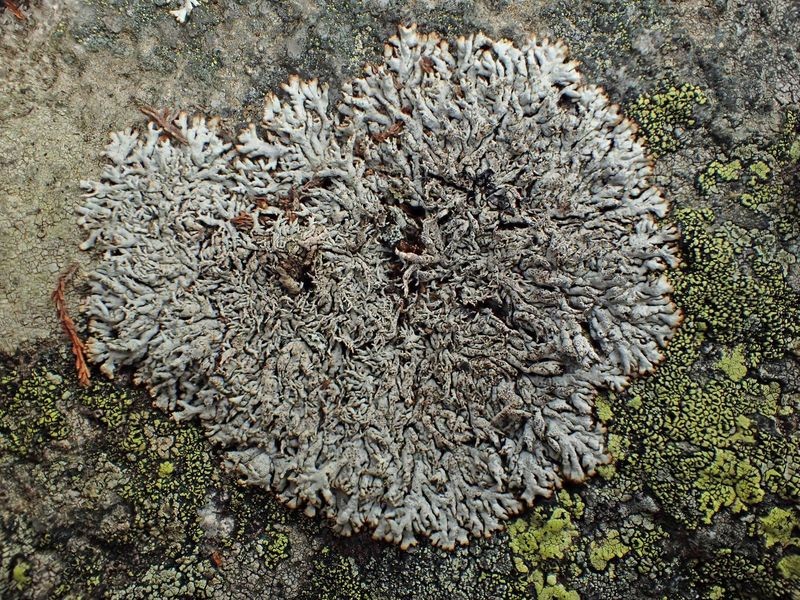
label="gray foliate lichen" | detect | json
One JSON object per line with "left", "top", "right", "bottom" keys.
{"left": 78, "top": 25, "right": 680, "bottom": 550}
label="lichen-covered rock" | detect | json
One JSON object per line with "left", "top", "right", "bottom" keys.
{"left": 77, "top": 25, "right": 680, "bottom": 549}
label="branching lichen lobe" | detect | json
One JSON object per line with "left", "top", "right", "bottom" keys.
{"left": 78, "top": 25, "right": 680, "bottom": 549}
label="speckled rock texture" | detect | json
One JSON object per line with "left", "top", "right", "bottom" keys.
{"left": 1, "top": 0, "right": 799, "bottom": 598}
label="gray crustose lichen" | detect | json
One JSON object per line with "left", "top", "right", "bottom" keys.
{"left": 78, "top": 25, "right": 680, "bottom": 549}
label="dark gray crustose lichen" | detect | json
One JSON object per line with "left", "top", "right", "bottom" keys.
{"left": 78, "top": 25, "right": 680, "bottom": 549}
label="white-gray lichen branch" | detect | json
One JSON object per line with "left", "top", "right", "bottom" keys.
{"left": 78, "top": 25, "right": 681, "bottom": 550}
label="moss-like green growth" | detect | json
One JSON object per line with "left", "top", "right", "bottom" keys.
{"left": 627, "top": 83, "right": 707, "bottom": 156}
{"left": 0, "top": 369, "right": 70, "bottom": 456}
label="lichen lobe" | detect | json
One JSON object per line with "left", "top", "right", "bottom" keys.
{"left": 78, "top": 25, "right": 680, "bottom": 550}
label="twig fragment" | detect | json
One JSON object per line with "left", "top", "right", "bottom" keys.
{"left": 138, "top": 105, "right": 188, "bottom": 145}
{"left": 371, "top": 120, "right": 405, "bottom": 144}
{"left": 52, "top": 265, "right": 90, "bottom": 387}
{"left": 210, "top": 550, "right": 223, "bottom": 568}
{"left": 230, "top": 212, "right": 254, "bottom": 231}
{"left": 419, "top": 56, "right": 435, "bottom": 74}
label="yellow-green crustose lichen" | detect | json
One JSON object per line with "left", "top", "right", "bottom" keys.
{"left": 584, "top": 200, "right": 800, "bottom": 596}
{"left": 756, "top": 507, "right": 800, "bottom": 549}
{"left": 601, "top": 208, "right": 799, "bottom": 525}
{"left": 777, "top": 554, "right": 800, "bottom": 580}
{"left": 587, "top": 530, "right": 630, "bottom": 572}
{"left": 12, "top": 559, "right": 31, "bottom": 590}
{"left": 627, "top": 83, "right": 708, "bottom": 156}
{"left": 716, "top": 344, "right": 747, "bottom": 382}
{"left": 506, "top": 491, "right": 582, "bottom": 599}
{"left": 113, "top": 405, "right": 217, "bottom": 542}
{"left": 673, "top": 207, "right": 799, "bottom": 364}
{"left": 698, "top": 109, "right": 800, "bottom": 237}
{"left": 257, "top": 529, "right": 291, "bottom": 570}
{"left": 0, "top": 362, "right": 293, "bottom": 598}
{"left": 0, "top": 369, "right": 70, "bottom": 456}
{"left": 697, "top": 159, "right": 743, "bottom": 195}
{"left": 308, "top": 549, "right": 367, "bottom": 600}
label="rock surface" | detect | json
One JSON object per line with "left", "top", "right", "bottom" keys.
{"left": 1, "top": 0, "right": 798, "bottom": 598}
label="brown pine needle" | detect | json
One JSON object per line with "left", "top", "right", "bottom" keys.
{"left": 3, "top": 0, "right": 25, "bottom": 20}
{"left": 52, "top": 265, "right": 90, "bottom": 387}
